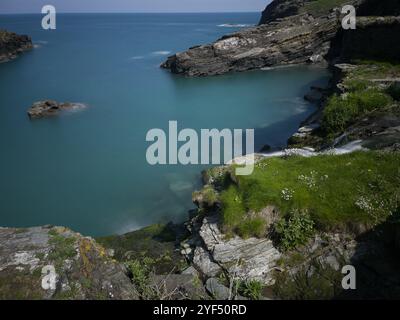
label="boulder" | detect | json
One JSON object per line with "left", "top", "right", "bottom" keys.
{"left": 196, "top": 215, "right": 281, "bottom": 284}
{"left": 205, "top": 278, "right": 231, "bottom": 300}
{"left": 27, "top": 100, "right": 86, "bottom": 119}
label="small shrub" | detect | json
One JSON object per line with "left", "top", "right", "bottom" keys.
{"left": 274, "top": 211, "right": 315, "bottom": 251}
{"left": 237, "top": 279, "right": 265, "bottom": 300}
{"left": 125, "top": 258, "right": 155, "bottom": 299}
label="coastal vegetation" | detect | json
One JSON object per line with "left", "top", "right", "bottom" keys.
{"left": 218, "top": 151, "right": 400, "bottom": 241}
{"left": 321, "top": 61, "right": 400, "bottom": 137}
{"left": 303, "top": 0, "right": 352, "bottom": 16}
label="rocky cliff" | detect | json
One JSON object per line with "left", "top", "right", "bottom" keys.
{"left": 0, "top": 226, "right": 138, "bottom": 299}
{"left": 0, "top": 30, "right": 33, "bottom": 63}
{"left": 161, "top": 0, "right": 366, "bottom": 76}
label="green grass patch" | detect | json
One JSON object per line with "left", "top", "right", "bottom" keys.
{"left": 322, "top": 89, "right": 393, "bottom": 135}
{"left": 302, "top": 0, "right": 352, "bottom": 16}
{"left": 220, "top": 151, "right": 400, "bottom": 236}
{"left": 48, "top": 231, "right": 77, "bottom": 270}
{"left": 236, "top": 279, "right": 265, "bottom": 300}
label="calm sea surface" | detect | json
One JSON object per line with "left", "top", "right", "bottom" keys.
{"left": 0, "top": 13, "right": 330, "bottom": 236}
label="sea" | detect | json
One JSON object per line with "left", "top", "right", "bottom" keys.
{"left": 0, "top": 13, "right": 330, "bottom": 236}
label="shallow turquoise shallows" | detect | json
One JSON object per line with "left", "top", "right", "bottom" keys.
{"left": 0, "top": 13, "right": 330, "bottom": 236}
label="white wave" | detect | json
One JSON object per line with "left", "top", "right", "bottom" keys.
{"left": 130, "top": 55, "right": 144, "bottom": 60}
{"left": 152, "top": 51, "right": 171, "bottom": 56}
{"left": 217, "top": 24, "right": 253, "bottom": 28}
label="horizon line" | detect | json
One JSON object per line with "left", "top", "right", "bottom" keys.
{"left": 0, "top": 11, "right": 261, "bottom": 15}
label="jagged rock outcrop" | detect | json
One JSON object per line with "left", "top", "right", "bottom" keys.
{"left": 182, "top": 214, "right": 281, "bottom": 285}
{"left": 161, "top": 0, "right": 368, "bottom": 76}
{"left": 162, "top": 12, "right": 339, "bottom": 76}
{"left": 0, "top": 30, "right": 33, "bottom": 63}
{"left": 259, "top": 0, "right": 309, "bottom": 25}
{"left": 0, "top": 226, "right": 138, "bottom": 299}
{"left": 27, "top": 100, "right": 87, "bottom": 119}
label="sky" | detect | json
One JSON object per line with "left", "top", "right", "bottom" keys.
{"left": 0, "top": 0, "right": 271, "bottom": 14}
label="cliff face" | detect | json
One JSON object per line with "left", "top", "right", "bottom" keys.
{"left": 161, "top": 12, "right": 341, "bottom": 76}
{"left": 161, "top": 0, "right": 365, "bottom": 76}
{"left": 0, "top": 30, "right": 33, "bottom": 63}
{"left": 259, "top": 0, "right": 309, "bottom": 25}
{"left": 338, "top": 17, "right": 400, "bottom": 63}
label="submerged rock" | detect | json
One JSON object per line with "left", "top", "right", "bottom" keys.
{"left": 27, "top": 100, "right": 87, "bottom": 119}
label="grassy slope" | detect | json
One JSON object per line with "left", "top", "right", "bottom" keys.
{"left": 220, "top": 151, "right": 400, "bottom": 236}
{"left": 302, "top": 0, "right": 354, "bottom": 15}
{"left": 322, "top": 61, "right": 400, "bottom": 136}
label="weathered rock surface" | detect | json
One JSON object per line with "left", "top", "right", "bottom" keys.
{"left": 161, "top": 0, "right": 369, "bottom": 76}
{"left": 149, "top": 274, "right": 207, "bottom": 300}
{"left": 259, "top": 0, "right": 307, "bottom": 25}
{"left": 0, "top": 226, "right": 138, "bottom": 299}
{"left": 0, "top": 30, "right": 33, "bottom": 63}
{"left": 162, "top": 12, "right": 339, "bottom": 76}
{"left": 27, "top": 100, "right": 87, "bottom": 119}
{"left": 183, "top": 214, "right": 281, "bottom": 285}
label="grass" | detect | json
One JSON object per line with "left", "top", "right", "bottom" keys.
{"left": 322, "top": 89, "right": 393, "bottom": 136}
{"left": 47, "top": 229, "right": 77, "bottom": 271}
{"left": 320, "top": 61, "right": 400, "bottom": 137}
{"left": 236, "top": 279, "right": 265, "bottom": 300}
{"left": 302, "top": 0, "right": 353, "bottom": 16}
{"left": 219, "top": 151, "right": 400, "bottom": 237}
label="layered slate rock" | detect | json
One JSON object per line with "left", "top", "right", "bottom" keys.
{"left": 183, "top": 214, "right": 281, "bottom": 285}
{"left": 0, "top": 30, "right": 33, "bottom": 63}
{"left": 161, "top": 12, "right": 339, "bottom": 76}
{"left": 0, "top": 226, "right": 138, "bottom": 299}
{"left": 161, "top": 0, "right": 367, "bottom": 76}
{"left": 27, "top": 100, "right": 87, "bottom": 119}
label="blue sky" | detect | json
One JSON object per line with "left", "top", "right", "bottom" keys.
{"left": 0, "top": 0, "right": 271, "bottom": 14}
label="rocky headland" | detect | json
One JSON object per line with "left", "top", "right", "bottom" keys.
{"left": 0, "top": 30, "right": 33, "bottom": 63}
{"left": 1, "top": 0, "right": 400, "bottom": 300}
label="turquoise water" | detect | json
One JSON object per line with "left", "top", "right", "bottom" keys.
{"left": 0, "top": 13, "right": 330, "bottom": 236}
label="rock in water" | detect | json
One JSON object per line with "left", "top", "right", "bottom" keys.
{"left": 0, "top": 30, "right": 33, "bottom": 63}
{"left": 27, "top": 100, "right": 87, "bottom": 119}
